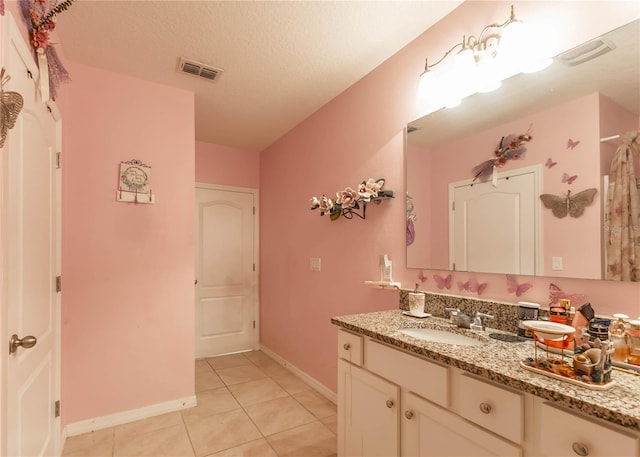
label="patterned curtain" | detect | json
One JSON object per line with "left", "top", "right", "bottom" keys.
{"left": 606, "top": 131, "right": 640, "bottom": 281}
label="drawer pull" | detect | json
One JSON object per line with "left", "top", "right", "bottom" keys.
{"left": 343, "top": 343, "right": 351, "bottom": 350}
{"left": 386, "top": 399, "right": 394, "bottom": 409}
{"left": 572, "top": 442, "right": 589, "bottom": 456}
{"left": 404, "top": 410, "right": 414, "bottom": 419}
{"left": 479, "top": 402, "right": 492, "bottom": 414}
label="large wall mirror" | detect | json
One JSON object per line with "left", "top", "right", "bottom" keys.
{"left": 406, "top": 19, "right": 639, "bottom": 281}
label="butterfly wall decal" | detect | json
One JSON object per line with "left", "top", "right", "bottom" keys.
{"left": 549, "top": 283, "right": 586, "bottom": 306}
{"left": 545, "top": 157, "right": 557, "bottom": 168}
{"left": 0, "top": 67, "right": 24, "bottom": 149}
{"left": 433, "top": 273, "right": 452, "bottom": 290}
{"left": 539, "top": 188, "right": 597, "bottom": 218}
{"left": 567, "top": 138, "right": 581, "bottom": 150}
{"left": 506, "top": 274, "right": 533, "bottom": 296}
{"left": 562, "top": 172, "right": 578, "bottom": 184}
{"left": 417, "top": 270, "right": 428, "bottom": 283}
{"left": 457, "top": 278, "right": 487, "bottom": 295}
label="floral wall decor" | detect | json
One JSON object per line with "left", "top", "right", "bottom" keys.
{"left": 310, "top": 178, "right": 393, "bottom": 221}
{"left": 472, "top": 128, "right": 533, "bottom": 185}
{"left": 0, "top": 68, "right": 25, "bottom": 149}
{"left": 20, "top": 0, "right": 75, "bottom": 102}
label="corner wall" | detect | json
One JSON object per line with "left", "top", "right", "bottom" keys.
{"left": 59, "top": 62, "right": 196, "bottom": 426}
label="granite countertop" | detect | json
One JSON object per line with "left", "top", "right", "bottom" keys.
{"left": 331, "top": 309, "right": 640, "bottom": 431}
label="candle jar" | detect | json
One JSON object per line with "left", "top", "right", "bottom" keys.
{"left": 626, "top": 320, "right": 640, "bottom": 366}
{"left": 610, "top": 314, "right": 629, "bottom": 363}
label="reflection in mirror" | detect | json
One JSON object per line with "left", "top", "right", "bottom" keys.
{"left": 406, "top": 19, "right": 639, "bottom": 281}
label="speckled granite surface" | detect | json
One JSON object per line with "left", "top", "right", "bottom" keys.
{"left": 331, "top": 308, "right": 640, "bottom": 431}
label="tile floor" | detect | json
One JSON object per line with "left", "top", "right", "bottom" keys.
{"left": 62, "top": 351, "right": 337, "bottom": 457}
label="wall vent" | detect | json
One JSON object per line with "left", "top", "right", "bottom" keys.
{"left": 557, "top": 37, "right": 615, "bottom": 66}
{"left": 177, "top": 57, "right": 224, "bottom": 82}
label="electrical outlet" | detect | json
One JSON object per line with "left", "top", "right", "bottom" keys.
{"left": 310, "top": 257, "right": 321, "bottom": 271}
{"left": 552, "top": 257, "right": 563, "bottom": 270}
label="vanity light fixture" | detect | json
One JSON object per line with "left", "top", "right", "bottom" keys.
{"left": 417, "top": 5, "right": 552, "bottom": 115}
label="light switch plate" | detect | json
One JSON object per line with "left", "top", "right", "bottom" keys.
{"left": 310, "top": 257, "right": 321, "bottom": 271}
{"left": 552, "top": 257, "right": 563, "bottom": 270}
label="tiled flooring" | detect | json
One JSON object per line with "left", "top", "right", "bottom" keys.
{"left": 62, "top": 351, "right": 337, "bottom": 457}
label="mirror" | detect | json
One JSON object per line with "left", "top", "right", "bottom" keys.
{"left": 406, "top": 19, "right": 639, "bottom": 280}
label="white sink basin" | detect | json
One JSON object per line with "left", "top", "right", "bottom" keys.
{"left": 399, "top": 328, "right": 484, "bottom": 347}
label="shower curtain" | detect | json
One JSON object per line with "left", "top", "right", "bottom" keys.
{"left": 606, "top": 131, "right": 640, "bottom": 281}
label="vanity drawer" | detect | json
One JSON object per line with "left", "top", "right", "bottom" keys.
{"left": 539, "top": 402, "right": 639, "bottom": 457}
{"left": 365, "top": 339, "right": 448, "bottom": 408}
{"left": 338, "top": 329, "right": 363, "bottom": 366}
{"left": 459, "top": 373, "right": 523, "bottom": 444}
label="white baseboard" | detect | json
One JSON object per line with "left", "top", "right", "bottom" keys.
{"left": 63, "top": 395, "right": 197, "bottom": 438}
{"left": 260, "top": 344, "right": 337, "bottom": 404}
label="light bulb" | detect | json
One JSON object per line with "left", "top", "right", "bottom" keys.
{"left": 417, "top": 68, "right": 444, "bottom": 113}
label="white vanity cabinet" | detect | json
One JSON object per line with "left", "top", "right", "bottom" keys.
{"left": 401, "top": 391, "right": 521, "bottom": 457}
{"left": 535, "top": 402, "right": 639, "bottom": 457}
{"left": 336, "top": 328, "right": 640, "bottom": 457}
{"left": 337, "top": 330, "right": 521, "bottom": 457}
{"left": 338, "top": 359, "right": 400, "bottom": 456}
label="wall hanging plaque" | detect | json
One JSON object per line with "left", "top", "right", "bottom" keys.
{"left": 117, "top": 159, "right": 154, "bottom": 204}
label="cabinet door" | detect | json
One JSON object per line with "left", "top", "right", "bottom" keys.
{"left": 402, "top": 392, "right": 521, "bottom": 457}
{"left": 338, "top": 360, "right": 400, "bottom": 457}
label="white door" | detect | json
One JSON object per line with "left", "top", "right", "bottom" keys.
{"left": 195, "top": 185, "right": 258, "bottom": 358}
{"left": 1, "top": 12, "right": 61, "bottom": 457}
{"left": 449, "top": 166, "right": 540, "bottom": 275}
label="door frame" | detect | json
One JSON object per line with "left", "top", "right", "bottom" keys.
{"left": 0, "top": 11, "right": 62, "bottom": 456}
{"left": 447, "top": 164, "right": 542, "bottom": 275}
{"left": 194, "top": 183, "right": 260, "bottom": 353}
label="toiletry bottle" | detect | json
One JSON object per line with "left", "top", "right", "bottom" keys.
{"left": 626, "top": 320, "right": 640, "bottom": 366}
{"left": 609, "top": 314, "right": 629, "bottom": 363}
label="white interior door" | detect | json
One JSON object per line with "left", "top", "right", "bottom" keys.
{"left": 1, "top": 12, "right": 61, "bottom": 457}
{"left": 449, "top": 166, "right": 540, "bottom": 275}
{"left": 195, "top": 185, "right": 258, "bottom": 358}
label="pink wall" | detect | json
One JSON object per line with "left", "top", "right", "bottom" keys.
{"left": 260, "top": 1, "right": 640, "bottom": 394}
{"left": 59, "top": 62, "right": 195, "bottom": 425}
{"left": 195, "top": 141, "right": 260, "bottom": 188}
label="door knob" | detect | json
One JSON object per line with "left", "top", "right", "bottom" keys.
{"left": 9, "top": 334, "right": 37, "bottom": 355}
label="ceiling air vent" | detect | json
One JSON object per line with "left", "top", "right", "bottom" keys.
{"left": 177, "top": 57, "right": 224, "bottom": 82}
{"left": 557, "top": 37, "right": 616, "bottom": 66}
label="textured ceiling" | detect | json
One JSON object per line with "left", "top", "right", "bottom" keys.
{"left": 56, "top": 1, "right": 462, "bottom": 151}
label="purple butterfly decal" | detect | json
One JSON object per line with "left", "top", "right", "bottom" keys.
{"left": 457, "top": 278, "right": 487, "bottom": 295}
{"left": 545, "top": 157, "right": 557, "bottom": 168}
{"left": 434, "top": 273, "right": 452, "bottom": 290}
{"left": 562, "top": 173, "right": 578, "bottom": 184}
{"left": 506, "top": 274, "right": 533, "bottom": 297}
{"left": 418, "top": 270, "right": 428, "bottom": 283}
{"left": 567, "top": 139, "right": 581, "bottom": 150}
{"left": 469, "top": 279, "right": 488, "bottom": 295}
{"left": 549, "top": 283, "right": 586, "bottom": 306}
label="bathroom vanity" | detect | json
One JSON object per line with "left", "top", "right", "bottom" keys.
{"left": 332, "top": 309, "right": 640, "bottom": 457}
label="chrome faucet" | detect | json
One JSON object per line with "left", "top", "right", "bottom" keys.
{"left": 446, "top": 308, "right": 471, "bottom": 328}
{"left": 470, "top": 311, "right": 494, "bottom": 331}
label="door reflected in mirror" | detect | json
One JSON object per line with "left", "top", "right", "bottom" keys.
{"left": 406, "top": 19, "right": 640, "bottom": 281}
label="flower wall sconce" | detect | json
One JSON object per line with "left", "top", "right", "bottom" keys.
{"left": 310, "top": 178, "right": 393, "bottom": 221}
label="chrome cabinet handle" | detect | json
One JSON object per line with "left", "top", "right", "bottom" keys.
{"left": 386, "top": 399, "right": 394, "bottom": 408}
{"left": 479, "top": 402, "right": 492, "bottom": 414}
{"left": 572, "top": 442, "right": 589, "bottom": 456}
{"left": 9, "top": 334, "right": 37, "bottom": 355}
{"left": 343, "top": 343, "right": 351, "bottom": 350}
{"left": 405, "top": 410, "right": 414, "bottom": 419}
